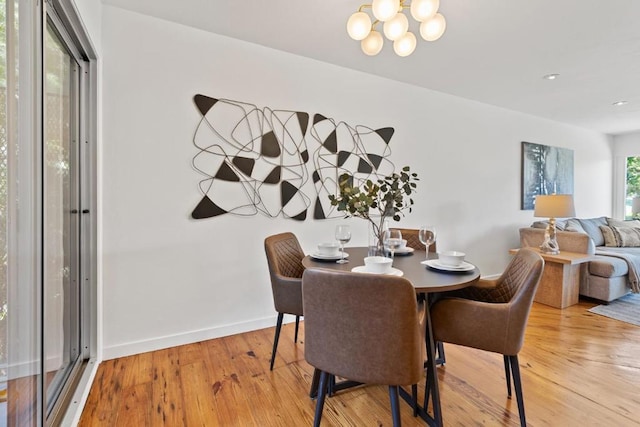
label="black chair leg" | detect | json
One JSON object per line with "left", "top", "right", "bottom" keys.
{"left": 504, "top": 355, "right": 512, "bottom": 398}
{"left": 309, "top": 368, "right": 320, "bottom": 399}
{"left": 411, "top": 384, "right": 418, "bottom": 417}
{"left": 270, "top": 313, "right": 284, "bottom": 371}
{"left": 436, "top": 341, "right": 446, "bottom": 365}
{"left": 294, "top": 315, "right": 300, "bottom": 343}
{"left": 389, "top": 385, "right": 401, "bottom": 427}
{"left": 314, "top": 371, "right": 329, "bottom": 427}
{"left": 509, "top": 355, "right": 527, "bottom": 427}
{"left": 423, "top": 367, "right": 432, "bottom": 410}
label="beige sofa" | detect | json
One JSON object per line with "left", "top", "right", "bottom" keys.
{"left": 520, "top": 216, "right": 639, "bottom": 303}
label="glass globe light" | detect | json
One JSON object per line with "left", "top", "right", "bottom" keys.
{"left": 383, "top": 12, "right": 409, "bottom": 41}
{"left": 393, "top": 31, "right": 417, "bottom": 57}
{"left": 361, "top": 30, "right": 384, "bottom": 56}
{"left": 347, "top": 11, "right": 372, "bottom": 41}
{"left": 372, "top": 0, "right": 400, "bottom": 22}
{"left": 420, "top": 13, "right": 446, "bottom": 41}
{"left": 411, "top": 0, "right": 439, "bottom": 21}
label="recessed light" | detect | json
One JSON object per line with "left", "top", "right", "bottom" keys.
{"left": 543, "top": 73, "right": 560, "bottom": 80}
{"left": 613, "top": 100, "right": 628, "bottom": 106}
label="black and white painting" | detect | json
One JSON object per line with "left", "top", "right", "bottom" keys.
{"left": 190, "top": 94, "right": 396, "bottom": 220}
{"left": 521, "top": 141, "right": 574, "bottom": 210}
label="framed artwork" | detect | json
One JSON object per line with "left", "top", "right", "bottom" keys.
{"left": 521, "top": 141, "right": 574, "bottom": 210}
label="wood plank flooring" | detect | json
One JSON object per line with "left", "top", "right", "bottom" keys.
{"left": 79, "top": 300, "right": 640, "bottom": 426}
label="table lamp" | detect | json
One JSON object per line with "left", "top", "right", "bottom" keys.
{"left": 533, "top": 194, "right": 576, "bottom": 254}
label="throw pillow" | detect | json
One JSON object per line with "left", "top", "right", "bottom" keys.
{"left": 606, "top": 217, "right": 640, "bottom": 228}
{"left": 599, "top": 225, "right": 619, "bottom": 247}
{"left": 565, "top": 218, "right": 586, "bottom": 233}
{"left": 599, "top": 225, "right": 640, "bottom": 247}
{"left": 577, "top": 217, "right": 607, "bottom": 246}
{"left": 615, "top": 226, "right": 640, "bottom": 247}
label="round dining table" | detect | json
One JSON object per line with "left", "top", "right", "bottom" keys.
{"left": 302, "top": 247, "right": 481, "bottom": 427}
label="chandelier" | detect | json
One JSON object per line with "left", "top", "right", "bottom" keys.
{"left": 346, "top": 0, "right": 447, "bottom": 57}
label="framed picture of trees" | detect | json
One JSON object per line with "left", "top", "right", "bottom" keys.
{"left": 521, "top": 141, "right": 574, "bottom": 210}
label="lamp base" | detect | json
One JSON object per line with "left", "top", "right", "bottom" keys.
{"left": 540, "top": 219, "right": 560, "bottom": 255}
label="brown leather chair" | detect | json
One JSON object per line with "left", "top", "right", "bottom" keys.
{"left": 264, "top": 232, "right": 305, "bottom": 371}
{"left": 395, "top": 227, "right": 437, "bottom": 253}
{"left": 429, "top": 248, "right": 544, "bottom": 426}
{"left": 303, "top": 268, "right": 423, "bottom": 427}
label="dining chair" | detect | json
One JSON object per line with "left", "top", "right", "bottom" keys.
{"left": 264, "top": 232, "right": 305, "bottom": 371}
{"left": 302, "top": 268, "right": 423, "bottom": 427}
{"left": 396, "top": 228, "right": 437, "bottom": 253}
{"left": 429, "top": 248, "right": 544, "bottom": 426}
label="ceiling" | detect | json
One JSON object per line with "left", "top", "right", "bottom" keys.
{"left": 102, "top": 0, "right": 640, "bottom": 136}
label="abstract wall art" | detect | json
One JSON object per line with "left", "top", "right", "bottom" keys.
{"left": 521, "top": 141, "right": 574, "bottom": 210}
{"left": 191, "top": 94, "right": 396, "bottom": 220}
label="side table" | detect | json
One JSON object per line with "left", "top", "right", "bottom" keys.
{"left": 509, "top": 248, "right": 594, "bottom": 308}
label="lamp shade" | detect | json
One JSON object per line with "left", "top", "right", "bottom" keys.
{"left": 361, "top": 30, "right": 384, "bottom": 55}
{"left": 383, "top": 12, "right": 409, "bottom": 41}
{"left": 372, "top": 0, "right": 400, "bottom": 22}
{"left": 420, "top": 13, "right": 446, "bottom": 41}
{"left": 393, "top": 31, "right": 417, "bottom": 56}
{"left": 411, "top": 0, "right": 439, "bottom": 21}
{"left": 534, "top": 194, "right": 576, "bottom": 218}
{"left": 347, "top": 12, "right": 372, "bottom": 40}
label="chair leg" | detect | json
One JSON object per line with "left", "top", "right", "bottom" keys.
{"left": 388, "top": 385, "right": 401, "bottom": 427}
{"left": 309, "top": 368, "right": 320, "bottom": 399}
{"left": 294, "top": 315, "right": 300, "bottom": 343}
{"left": 509, "top": 355, "right": 527, "bottom": 427}
{"left": 423, "top": 367, "right": 432, "bottom": 410}
{"left": 436, "top": 341, "right": 446, "bottom": 365}
{"left": 270, "top": 313, "right": 284, "bottom": 371}
{"left": 504, "top": 355, "right": 512, "bottom": 398}
{"left": 411, "top": 384, "right": 418, "bottom": 417}
{"left": 314, "top": 371, "right": 329, "bottom": 427}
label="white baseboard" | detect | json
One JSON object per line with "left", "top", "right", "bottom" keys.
{"left": 101, "top": 314, "right": 288, "bottom": 360}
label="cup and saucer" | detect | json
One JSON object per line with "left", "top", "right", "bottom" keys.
{"left": 311, "top": 242, "right": 349, "bottom": 261}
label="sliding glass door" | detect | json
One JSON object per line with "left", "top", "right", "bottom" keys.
{"left": 43, "top": 17, "right": 83, "bottom": 420}
{"left": 0, "top": 0, "right": 97, "bottom": 425}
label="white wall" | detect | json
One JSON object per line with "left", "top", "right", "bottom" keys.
{"left": 100, "top": 5, "right": 613, "bottom": 359}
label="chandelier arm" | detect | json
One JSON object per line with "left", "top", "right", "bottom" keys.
{"left": 357, "top": 4, "right": 373, "bottom": 13}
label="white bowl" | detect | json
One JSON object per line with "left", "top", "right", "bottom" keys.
{"left": 318, "top": 242, "right": 340, "bottom": 256}
{"left": 438, "top": 251, "right": 466, "bottom": 267}
{"left": 364, "top": 256, "right": 393, "bottom": 274}
{"left": 397, "top": 239, "right": 408, "bottom": 249}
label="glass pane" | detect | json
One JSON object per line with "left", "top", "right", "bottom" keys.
{"left": 4, "top": 0, "right": 42, "bottom": 425}
{"left": 625, "top": 157, "right": 640, "bottom": 219}
{"left": 43, "top": 20, "right": 80, "bottom": 414}
{"left": 0, "top": 0, "right": 8, "bottom": 421}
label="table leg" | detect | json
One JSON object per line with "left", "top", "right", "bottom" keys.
{"left": 423, "top": 295, "right": 443, "bottom": 425}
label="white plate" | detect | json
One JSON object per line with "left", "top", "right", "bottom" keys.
{"left": 351, "top": 266, "right": 404, "bottom": 276}
{"left": 421, "top": 259, "right": 475, "bottom": 272}
{"left": 393, "top": 247, "right": 415, "bottom": 255}
{"left": 311, "top": 251, "right": 349, "bottom": 261}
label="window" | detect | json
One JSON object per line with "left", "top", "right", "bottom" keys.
{"left": 625, "top": 156, "right": 640, "bottom": 219}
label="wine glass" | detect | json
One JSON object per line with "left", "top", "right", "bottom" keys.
{"left": 419, "top": 225, "right": 437, "bottom": 260}
{"left": 383, "top": 229, "right": 403, "bottom": 262}
{"left": 335, "top": 225, "right": 351, "bottom": 264}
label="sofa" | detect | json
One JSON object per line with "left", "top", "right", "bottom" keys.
{"left": 520, "top": 216, "right": 640, "bottom": 303}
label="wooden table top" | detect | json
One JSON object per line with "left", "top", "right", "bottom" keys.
{"left": 302, "top": 247, "right": 480, "bottom": 294}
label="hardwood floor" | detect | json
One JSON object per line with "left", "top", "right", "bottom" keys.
{"left": 79, "top": 300, "right": 640, "bottom": 426}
